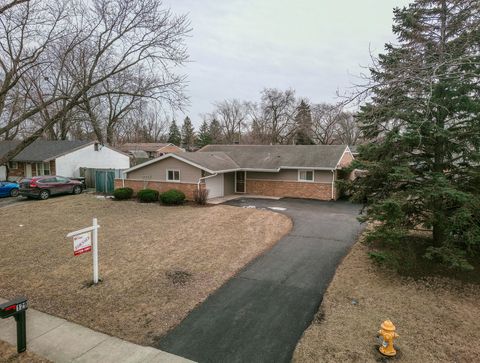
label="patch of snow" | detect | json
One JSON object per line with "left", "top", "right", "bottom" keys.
{"left": 242, "top": 205, "right": 257, "bottom": 209}
{"left": 95, "top": 195, "right": 114, "bottom": 199}
{"left": 269, "top": 207, "right": 286, "bottom": 211}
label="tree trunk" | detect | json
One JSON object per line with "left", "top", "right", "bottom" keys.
{"left": 432, "top": 0, "right": 448, "bottom": 247}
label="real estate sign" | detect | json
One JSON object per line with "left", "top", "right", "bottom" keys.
{"left": 73, "top": 232, "right": 92, "bottom": 256}
{"left": 67, "top": 218, "right": 100, "bottom": 284}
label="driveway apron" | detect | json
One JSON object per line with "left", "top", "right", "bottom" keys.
{"left": 156, "top": 198, "right": 363, "bottom": 363}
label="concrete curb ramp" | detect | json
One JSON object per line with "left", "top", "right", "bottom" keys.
{"left": 0, "top": 298, "right": 194, "bottom": 363}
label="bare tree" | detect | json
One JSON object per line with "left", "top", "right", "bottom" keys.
{"left": 0, "top": 0, "right": 190, "bottom": 164}
{"left": 311, "top": 103, "right": 344, "bottom": 145}
{"left": 210, "top": 99, "right": 248, "bottom": 144}
{"left": 246, "top": 102, "right": 270, "bottom": 144}
{"left": 259, "top": 88, "right": 296, "bottom": 144}
{"left": 336, "top": 111, "right": 360, "bottom": 145}
{"left": 117, "top": 102, "right": 170, "bottom": 143}
{"left": 0, "top": 0, "right": 28, "bottom": 14}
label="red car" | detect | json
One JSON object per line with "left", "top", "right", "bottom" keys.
{"left": 19, "top": 176, "right": 83, "bottom": 200}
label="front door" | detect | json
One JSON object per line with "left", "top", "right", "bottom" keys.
{"left": 235, "top": 171, "right": 246, "bottom": 193}
{"left": 25, "top": 163, "right": 32, "bottom": 178}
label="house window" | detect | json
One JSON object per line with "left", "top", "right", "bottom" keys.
{"left": 36, "top": 162, "right": 51, "bottom": 176}
{"left": 8, "top": 161, "right": 18, "bottom": 169}
{"left": 166, "top": 169, "right": 180, "bottom": 182}
{"left": 298, "top": 170, "right": 314, "bottom": 182}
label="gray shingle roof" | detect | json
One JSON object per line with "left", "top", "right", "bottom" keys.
{"left": 0, "top": 140, "right": 91, "bottom": 162}
{"left": 176, "top": 151, "right": 239, "bottom": 171}
{"left": 199, "top": 144, "right": 348, "bottom": 170}
{"left": 125, "top": 144, "right": 350, "bottom": 174}
{"left": 119, "top": 143, "right": 172, "bottom": 152}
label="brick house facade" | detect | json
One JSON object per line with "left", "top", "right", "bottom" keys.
{"left": 114, "top": 179, "right": 204, "bottom": 200}
{"left": 119, "top": 145, "right": 355, "bottom": 201}
{"left": 7, "top": 160, "right": 56, "bottom": 179}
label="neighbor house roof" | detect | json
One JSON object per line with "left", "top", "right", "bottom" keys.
{"left": 124, "top": 144, "right": 352, "bottom": 175}
{"left": 199, "top": 144, "right": 349, "bottom": 170}
{"left": 0, "top": 140, "right": 92, "bottom": 162}
{"left": 119, "top": 143, "right": 174, "bottom": 153}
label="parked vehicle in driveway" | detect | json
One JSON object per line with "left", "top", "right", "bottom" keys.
{"left": 0, "top": 181, "right": 19, "bottom": 197}
{"left": 19, "top": 176, "right": 83, "bottom": 200}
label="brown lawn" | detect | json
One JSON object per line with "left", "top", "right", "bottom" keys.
{"left": 0, "top": 194, "right": 291, "bottom": 346}
{"left": 293, "top": 239, "right": 480, "bottom": 363}
{"left": 0, "top": 340, "right": 50, "bottom": 363}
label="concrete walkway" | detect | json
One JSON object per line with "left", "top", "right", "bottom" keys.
{"left": 157, "top": 198, "right": 362, "bottom": 363}
{"left": 0, "top": 298, "right": 194, "bottom": 363}
{"left": 207, "top": 194, "right": 280, "bottom": 205}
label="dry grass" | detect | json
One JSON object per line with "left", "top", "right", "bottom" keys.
{"left": 293, "top": 239, "right": 480, "bottom": 363}
{"left": 0, "top": 341, "right": 50, "bottom": 363}
{"left": 0, "top": 194, "right": 291, "bottom": 345}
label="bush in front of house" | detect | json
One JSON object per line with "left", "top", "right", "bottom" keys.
{"left": 193, "top": 188, "right": 209, "bottom": 205}
{"left": 113, "top": 187, "right": 134, "bottom": 200}
{"left": 137, "top": 189, "right": 159, "bottom": 203}
{"left": 160, "top": 189, "right": 186, "bottom": 205}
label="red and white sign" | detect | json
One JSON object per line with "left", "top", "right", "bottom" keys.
{"left": 73, "top": 232, "right": 92, "bottom": 256}
{"left": 67, "top": 218, "right": 100, "bottom": 284}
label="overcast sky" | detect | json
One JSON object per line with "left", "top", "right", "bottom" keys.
{"left": 165, "top": 0, "right": 411, "bottom": 126}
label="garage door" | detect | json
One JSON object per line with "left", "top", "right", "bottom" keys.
{"left": 205, "top": 174, "right": 224, "bottom": 199}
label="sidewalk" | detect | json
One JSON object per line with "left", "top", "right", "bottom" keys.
{"left": 0, "top": 298, "right": 194, "bottom": 363}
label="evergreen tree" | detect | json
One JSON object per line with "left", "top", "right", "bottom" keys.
{"left": 181, "top": 116, "right": 196, "bottom": 150}
{"left": 167, "top": 120, "right": 181, "bottom": 146}
{"left": 350, "top": 0, "right": 480, "bottom": 270}
{"left": 294, "top": 100, "right": 314, "bottom": 145}
{"left": 197, "top": 120, "right": 212, "bottom": 148}
{"left": 209, "top": 118, "right": 223, "bottom": 144}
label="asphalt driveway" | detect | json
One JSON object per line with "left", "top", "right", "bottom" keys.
{"left": 0, "top": 196, "right": 30, "bottom": 209}
{"left": 156, "top": 198, "right": 363, "bottom": 363}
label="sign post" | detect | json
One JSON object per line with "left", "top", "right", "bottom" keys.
{"left": 92, "top": 218, "right": 99, "bottom": 284}
{"left": 67, "top": 218, "right": 101, "bottom": 284}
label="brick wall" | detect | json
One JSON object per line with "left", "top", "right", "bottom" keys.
{"left": 50, "top": 160, "right": 56, "bottom": 175}
{"left": 246, "top": 180, "right": 334, "bottom": 201}
{"left": 8, "top": 162, "right": 25, "bottom": 178}
{"left": 114, "top": 179, "right": 204, "bottom": 200}
{"left": 338, "top": 150, "right": 354, "bottom": 168}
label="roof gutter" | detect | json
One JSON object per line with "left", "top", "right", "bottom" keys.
{"left": 197, "top": 172, "right": 218, "bottom": 190}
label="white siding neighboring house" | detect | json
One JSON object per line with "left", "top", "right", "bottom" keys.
{"left": 0, "top": 140, "right": 130, "bottom": 181}
{"left": 56, "top": 143, "right": 130, "bottom": 177}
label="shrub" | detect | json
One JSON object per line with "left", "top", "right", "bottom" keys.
{"left": 137, "top": 188, "right": 159, "bottom": 203}
{"left": 193, "top": 188, "right": 209, "bottom": 205}
{"left": 113, "top": 187, "right": 134, "bottom": 200}
{"left": 160, "top": 189, "right": 186, "bottom": 205}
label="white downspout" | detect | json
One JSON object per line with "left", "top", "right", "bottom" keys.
{"left": 331, "top": 169, "right": 335, "bottom": 200}
{"left": 197, "top": 172, "right": 218, "bottom": 190}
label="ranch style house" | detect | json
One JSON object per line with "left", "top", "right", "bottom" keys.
{"left": 118, "top": 144, "right": 354, "bottom": 201}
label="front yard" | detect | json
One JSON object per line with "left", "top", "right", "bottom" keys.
{"left": 0, "top": 194, "right": 291, "bottom": 346}
{"left": 0, "top": 341, "right": 49, "bottom": 363}
{"left": 293, "top": 239, "right": 480, "bottom": 362}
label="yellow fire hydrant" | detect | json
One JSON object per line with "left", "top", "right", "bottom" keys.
{"left": 378, "top": 320, "right": 399, "bottom": 357}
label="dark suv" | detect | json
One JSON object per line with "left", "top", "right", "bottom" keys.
{"left": 19, "top": 176, "right": 83, "bottom": 200}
